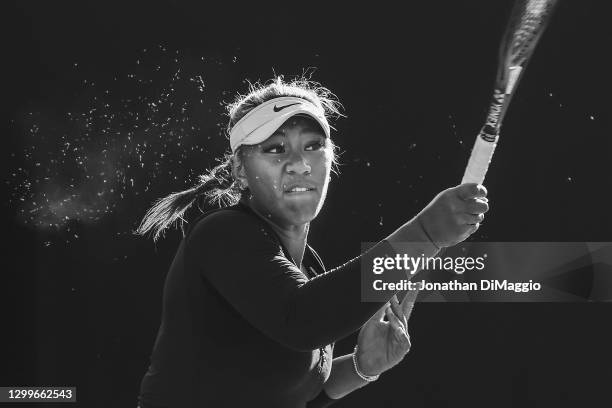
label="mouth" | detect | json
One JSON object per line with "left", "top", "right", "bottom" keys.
{"left": 284, "top": 186, "right": 317, "bottom": 194}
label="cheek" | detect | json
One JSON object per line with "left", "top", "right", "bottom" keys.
{"left": 245, "top": 160, "right": 282, "bottom": 195}
{"left": 315, "top": 150, "right": 333, "bottom": 178}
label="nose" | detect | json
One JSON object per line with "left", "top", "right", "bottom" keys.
{"left": 286, "top": 151, "right": 311, "bottom": 175}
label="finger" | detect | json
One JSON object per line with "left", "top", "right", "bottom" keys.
{"left": 400, "top": 288, "right": 418, "bottom": 319}
{"left": 457, "top": 222, "right": 481, "bottom": 240}
{"left": 460, "top": 212, "right": 485, "bottom": 225}
{"left": 456, "top": 183, "right": 487, "bottom": 200}
{"left": 466, "top": 223, "right": 480, "bottom": 234}
{"left": 385, "top": 305, "right": 405, "bottom": 334}
{"left": 464, "top": 197, "right": 489, "bottom": 214}
{"left": 385, "top": 307, "right": 408, "bottom": 342}
{"left": 390, "top": 295, "right": 407, "bottom": 331}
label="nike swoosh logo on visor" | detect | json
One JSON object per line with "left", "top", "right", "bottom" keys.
{"left": 273, "top": 103, "right": 301, "bottom": 112}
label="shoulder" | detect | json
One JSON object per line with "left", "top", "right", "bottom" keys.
{"left": 188, "top": 207, "right": 253, "bottom": 234}
{"left": 185, "top": 206, "right": 277, "bottom": 251}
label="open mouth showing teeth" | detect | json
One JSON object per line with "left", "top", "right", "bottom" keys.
{"left": 286, "top": 187, "right": 315, "bottom": 193}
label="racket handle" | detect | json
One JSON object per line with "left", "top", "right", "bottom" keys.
{"left": 461, "top": 133, "right": 498, "bottom": 184}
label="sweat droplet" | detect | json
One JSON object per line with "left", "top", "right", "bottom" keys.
{"left": 9, "top": 51, "right": 235, "bottom": 235}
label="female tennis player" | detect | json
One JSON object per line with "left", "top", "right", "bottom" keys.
{"left": 135, "top": 76, "right": 489, "bottom": 407}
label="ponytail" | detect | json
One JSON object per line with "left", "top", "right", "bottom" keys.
{"left": 135, "top": 152, "right": 242, "bottom": 242}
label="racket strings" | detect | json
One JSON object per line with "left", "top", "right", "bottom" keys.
{"left": 510, "top": 0, "right": 556, "bottom": 64}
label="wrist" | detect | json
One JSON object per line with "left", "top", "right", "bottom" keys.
{"left": 415, "top": 216, "right": 441, "bottom": 251}
{"left": 352, "top": 345, "right": 380, "bottom": 382}
{"left": 387, "top": 218, "right": 440, "bottom": 258}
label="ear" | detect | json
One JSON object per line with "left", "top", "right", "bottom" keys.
{"left": 231, "top": 152, "right": 248, "bottom": 189}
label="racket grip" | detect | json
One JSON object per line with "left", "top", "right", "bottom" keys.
{"left": 461, "top": 133, "right": 498, "bottom": 184}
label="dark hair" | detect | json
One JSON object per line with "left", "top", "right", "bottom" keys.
{"left": 135, "top": 75, "right": 343, "bottom": 241}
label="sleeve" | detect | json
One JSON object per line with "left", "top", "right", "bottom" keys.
{"left": 185, "top": 210, "right": 401, "bottom": 352}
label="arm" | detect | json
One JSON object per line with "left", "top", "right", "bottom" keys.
{"left": 323, "top": 353, "right": 369, "bottom": 400}
{"left": 186, "top": 210, "right": 435, "bottom": 352}
{"left": 304, "top": 354, "right": 372, "bottom": 408}
{"left": 186, "top": 184, "right": 487, "bottom": 352}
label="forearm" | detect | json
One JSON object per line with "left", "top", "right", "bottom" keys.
{"left": 323, "top": 354, "right": 370, "bottom": 400}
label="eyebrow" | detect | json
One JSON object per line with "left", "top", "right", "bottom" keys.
{"left": 300, "top": 126, "right": 325, "bottom": 136}
{"left": 268, "top": 127, "right": 325, "bottom": 139}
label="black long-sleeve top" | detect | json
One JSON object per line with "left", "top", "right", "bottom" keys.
{"left": 138, "top": 201, "right": 396, "bottom": 407}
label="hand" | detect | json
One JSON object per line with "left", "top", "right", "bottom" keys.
{"left": 355, "top": 289, "right": 418, "bottom": 376}
{"left": 415, "top": 183, "right": 489, "bottom": 248}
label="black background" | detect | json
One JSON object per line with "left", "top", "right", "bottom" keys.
{"left": 4, "top": 1, "right": 612, "bottom": 407}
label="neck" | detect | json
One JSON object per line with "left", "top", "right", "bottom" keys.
{"left": 271, "top": 222, "right": 309, "bottom": 268}
{"left": 243, "top": 200, "right": 309, "bottom": 268}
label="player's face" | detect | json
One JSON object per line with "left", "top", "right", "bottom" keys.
{"left": 240, "top": 115, "right": 332, "bottom": 227}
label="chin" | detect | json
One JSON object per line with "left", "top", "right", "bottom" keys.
{"left": 252, "top": 192, "right": 323, "bottom": 226}
{"left": 284, "top": 205, "right": 318, "bottom": 225}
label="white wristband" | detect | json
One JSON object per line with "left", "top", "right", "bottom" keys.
{"left": 352, "top": 345, "right": 380, "bottom": 382}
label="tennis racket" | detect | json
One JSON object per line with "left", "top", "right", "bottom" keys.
{"left": 462, "top": 0, "right": 559, "bottom": 184}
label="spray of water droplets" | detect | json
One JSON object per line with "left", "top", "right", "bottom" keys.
{"left": 7, "top": 45, "right": 236, "bottom": 232}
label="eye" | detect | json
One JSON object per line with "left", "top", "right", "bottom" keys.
{"left": 263, "top": 143, "right": 285, "bottom": 154}
{"left": 305, "top": 140, "right": 325, "bottom": 151}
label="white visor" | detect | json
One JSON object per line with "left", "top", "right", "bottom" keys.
{"left": 229, "top": 96, "right": 330, "bottom": 153}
